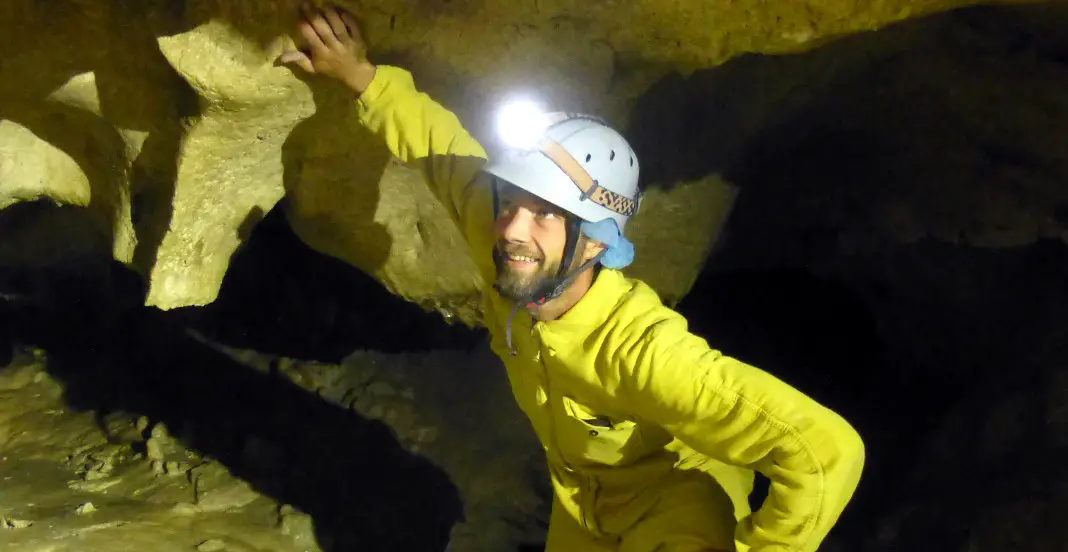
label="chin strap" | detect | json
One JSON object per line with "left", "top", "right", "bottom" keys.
{"left": 492, "top": 179, "right": 593, "bottom": 309}
{"left": 521, "top": 250, "right": 604, "bottom": 308}
{"left": 497, "top": 214, "right": 605, "bottom": 356}
{"left": 502, "top": 250, "right": 604, "bottom": 356}
{"left": 491, "top": 177, "right": 606, "bottom": 355}
{"left": 510, "top": 214, "right": 594, "bottom": 308}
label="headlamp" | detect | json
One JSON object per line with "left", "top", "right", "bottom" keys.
{"left": 495, "top": 98, "right": 550, "bottom": 150}
{"left": 491, "top": 98, "right": 639, "bottom": 219}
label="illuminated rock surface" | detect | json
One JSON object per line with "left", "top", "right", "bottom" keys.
{"left": 0, "top": 0, "right": 1012, "bottom": 322}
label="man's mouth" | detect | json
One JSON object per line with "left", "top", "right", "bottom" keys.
{"left": 502, "top": 251, "right": 541, "bottom": 268}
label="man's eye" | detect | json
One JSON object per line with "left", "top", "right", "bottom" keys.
{"left": 536, "top": 210, "right": 558, "bottom": 219}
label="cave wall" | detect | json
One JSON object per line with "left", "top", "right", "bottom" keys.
{"left": 0, "top": 0, "right": 1008, "bottom": 325}
{"left": 630, "top": 4, "right": 1068, "bottom": 550}
{"left": 633, "top": 3, "right": 1068, "bottom": 253}
{"left": 629, "top": 2, "right": 1068, "bottom": 401}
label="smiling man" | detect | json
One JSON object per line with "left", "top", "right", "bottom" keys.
{"left": 494, "top": 184, "right": 576, "bottom": 305}
{"left": 280, "top": 4, "right": 866, "bottom": 552}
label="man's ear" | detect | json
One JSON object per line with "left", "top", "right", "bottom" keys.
{"left": 579, "top": 236, "right": 606, "bottom": 263}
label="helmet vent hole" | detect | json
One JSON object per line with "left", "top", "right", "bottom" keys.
{"left": 609, "top": 150, "right": 616, "bottom": 161}
{"left": 629, "top": 156, "right": 634, "bottom": 167}
{"left": 585, "top": 153, "right": 592, "bottom": 162}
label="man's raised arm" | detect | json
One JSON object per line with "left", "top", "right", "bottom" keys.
{"left": 279, "top": 3, "right": 495, "bottom": 278}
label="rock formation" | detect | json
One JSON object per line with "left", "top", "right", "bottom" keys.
{"left": 0, "top": 0, "right": 1002, "bottom": 324}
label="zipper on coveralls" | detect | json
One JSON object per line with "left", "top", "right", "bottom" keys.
{"left": 534, "top": 324, "right": 569, "bottom": 470}
{"left": 533, "top": 323, "right": 597, "bottom": 534}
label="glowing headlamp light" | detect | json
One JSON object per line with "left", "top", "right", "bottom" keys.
{"left": 495, "top": 99, "right": 551, "bottom": 150}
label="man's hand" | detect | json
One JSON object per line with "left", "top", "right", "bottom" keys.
{"left": 278, "top": 2, "right": 377, "bottom": 94}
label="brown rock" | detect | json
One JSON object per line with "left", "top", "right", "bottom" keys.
{"left": 0, "top": 0, "right": 989, "bottom": 323}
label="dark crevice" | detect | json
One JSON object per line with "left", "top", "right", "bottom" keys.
{"left": 175, "top": 207, "right": 484, "bottom": 363}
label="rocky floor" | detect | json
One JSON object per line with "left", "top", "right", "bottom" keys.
{"left": 0, "top": 328, "right": 549, "bottom": 552}
{"left": 0, "top": 348, "right": 311, "bottom": 552}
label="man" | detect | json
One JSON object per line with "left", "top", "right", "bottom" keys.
{"left": 280, "top": 4, "right": 865, "bottom": 551}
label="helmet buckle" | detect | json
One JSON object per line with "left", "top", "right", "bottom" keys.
{"left": 579, "top": 180, "right": 599, "bottom": 202}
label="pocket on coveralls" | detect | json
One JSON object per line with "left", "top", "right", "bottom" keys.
{"left": 560, "top": 395, "right": 644, "bottom": 466}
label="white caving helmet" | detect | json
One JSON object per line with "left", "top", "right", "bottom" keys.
{"left": 481, "top": 99, "right": 643, "bottom": 308}
{"left": 482, "top": 99, "right": 642, "bottom": 232}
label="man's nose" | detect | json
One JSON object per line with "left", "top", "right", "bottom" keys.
{"left": 497, "top": 207, "right": 534, "bottom": 242}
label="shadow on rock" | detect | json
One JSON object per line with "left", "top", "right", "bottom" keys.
{"left": 179, "top": 207, "right": 484, "bottom": 363}
{"left": 5, "top": 272, "right": 463, "bottom": 552}
{"left": 278, "top": 59, "right": 394, "bottom": 278}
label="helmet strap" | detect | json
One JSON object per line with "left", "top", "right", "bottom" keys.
{"left": 522, "top": 250, "right": 604, "bottom": 308}
{"left": 557, "top": 216, "right": 582, "bottom": 279}
{"left": 491, "top": 177, "right": 501, "bottom": 220}
{"left": 521, "top": 218, "right": 602, "bottom": 308}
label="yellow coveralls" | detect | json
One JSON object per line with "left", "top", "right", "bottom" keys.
{"left": 354, "top": 65, "right": 866, "bottom": 552}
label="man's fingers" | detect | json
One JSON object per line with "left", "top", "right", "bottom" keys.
{"left": 340, "top": 11, "right": 364, "bottom": 46}
{"left": 278, "top": 50, "right": 315, "bottom": 73}
{"left": 323, "top": 7, "right": 350, "bottom": 43}
{"left": 298, "top": 20, "right": 328, "bottom": 53}
{"left": 303, "top": 4, "right": 341, "bottom": 48}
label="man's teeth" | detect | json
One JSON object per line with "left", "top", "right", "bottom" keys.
{"left": 508, "top": 254, "right": 538, "bottom": 262}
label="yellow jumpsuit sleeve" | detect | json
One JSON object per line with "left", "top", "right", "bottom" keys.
{"left": 619, "top": 315, "right": 866, "bottom": 552}
{"left": 353, "top": 65, "right": 496, "bottom": 281}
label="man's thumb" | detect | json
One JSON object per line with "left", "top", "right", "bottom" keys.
{"left": 277, "top": 50, "right": 315, "bottom": 73}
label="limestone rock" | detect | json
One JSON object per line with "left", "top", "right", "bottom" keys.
{"left": 1, "top": 517, "right": 33, "bottom": 529}
{"left": 630, "top": 3, "right": 1068, "bottom": 265}
{"left": 0, "top": 0, "right": 998, "bottom": 322}
{"left": 197, "top": 539, "right": 227, "bottom": 552}
{"left": 0, "top": 119, "right": 91, "bottom": 211}
{"left": 0, "top": 350, "right": 48, "bottom": 391}
{"left": 277, "top": 505, "right": 318, "bottom": 550}
{"left": 145, "top": 422, "right": 187, "bottom": 462}
{"left": 192, "top": 463, "right": 262, "bottom": 512}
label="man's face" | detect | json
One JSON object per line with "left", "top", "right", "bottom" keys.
{"left": 493, "top": 184, "right": 570, "bottom": 302}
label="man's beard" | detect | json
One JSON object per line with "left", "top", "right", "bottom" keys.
{"left": 493, "top": 245, "right": 560, "bottom": 303}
